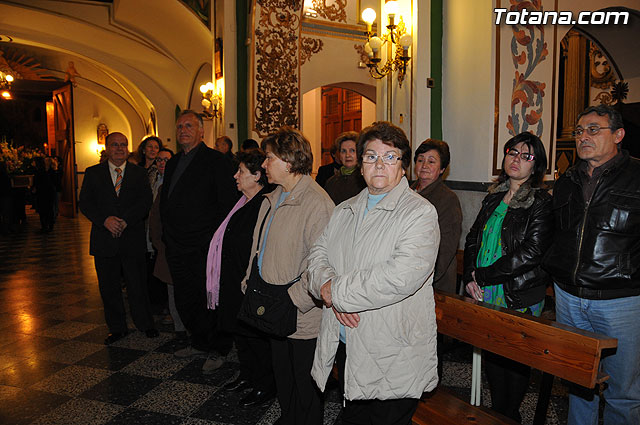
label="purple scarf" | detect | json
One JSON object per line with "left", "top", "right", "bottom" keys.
{"left": 206, "top": 195, "right": 248, "bottom": 309}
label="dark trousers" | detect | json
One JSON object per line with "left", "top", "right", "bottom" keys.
{"left": 145, "top": 251, "right": 167, "bottom": 314}
{"left": 271, "top": 337, "right": 323, "bottom": 425}
{"left": 94, "top": 254, "right": 154, "bottom": 333}
{"left": 166, "top": 249, "right": 227, "bottom": 353}
{"left": 484, "top": 351, "right": 531, "bottom": 423}
{"left": 236, "top": 330, "right": 275, "bottom": 392}
{"left": 336, "top": 342, "right": 419, "bottom": 425}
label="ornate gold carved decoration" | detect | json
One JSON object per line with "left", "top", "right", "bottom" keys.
{"left": 311, "top": 0, "right": 347, "bottom": 23}
{"left": 300, "top": 37, "right": 323, "bottom": 65}
{"left": 253, "top": 0, "right": 302, "bottom": 136}
{"left": 589, "top": 45, "right": 616, "bottom": 90}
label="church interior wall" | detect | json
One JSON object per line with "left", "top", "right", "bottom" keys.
{"left": 441, "top": 0, "right": 495, "bottom": 244}
{"left": 73, "top": 84, "right": 136, "bottom": 190}
{"left": 302, "top": 88, "right": 323, "bottom": 174}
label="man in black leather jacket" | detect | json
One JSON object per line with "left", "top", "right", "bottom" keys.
{"left": 544, "top": 105, "right": 640, "bottom": 425}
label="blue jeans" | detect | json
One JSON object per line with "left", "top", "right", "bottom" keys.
{"left": 554, "top": 284, "right": 640, "bottom": 425}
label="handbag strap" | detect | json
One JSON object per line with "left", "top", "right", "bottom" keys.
{"left": 254, "top": 206, "right": 271, "bottom": 255}
{"left": 254, "top": 205, "right": 302, "bottom": 287}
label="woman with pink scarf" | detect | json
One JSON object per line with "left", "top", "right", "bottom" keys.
{"left": 205, "top": 148, "right": 276, "bottom": 406}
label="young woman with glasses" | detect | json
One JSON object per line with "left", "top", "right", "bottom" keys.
{"left": 463, "top": 132, "right": 553, "bottom": 422}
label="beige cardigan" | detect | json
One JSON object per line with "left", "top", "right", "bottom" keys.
{"left": 243, "top": 175, "right": 334, "bottom": 340}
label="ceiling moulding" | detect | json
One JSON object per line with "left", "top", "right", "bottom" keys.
{"left": 5, "top": 0, "right": 178, "bottom": 62}
{"left": 301, "top": 19, "right": 369, "bottom": 42}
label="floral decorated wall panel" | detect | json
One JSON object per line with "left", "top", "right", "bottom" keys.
{"left": 493, "top": 0, "right": 558, "bottom": 176}
{"left": 252, "top": 0, "right": 304, "bottom": 136}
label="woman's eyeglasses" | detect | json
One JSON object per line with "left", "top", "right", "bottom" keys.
{"left": 506, "top": 148, "right": 535, "bottom": 162}
{"left": 362, "top": 153, "right": 402, "bottom": 165}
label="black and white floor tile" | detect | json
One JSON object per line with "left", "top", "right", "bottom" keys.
{"left": 0, "top": 209, "right": 569, "bottom": 424}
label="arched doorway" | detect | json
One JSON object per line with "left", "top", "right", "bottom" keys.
{"left": 302, "top": 83, "right": 376, "bottom": 176}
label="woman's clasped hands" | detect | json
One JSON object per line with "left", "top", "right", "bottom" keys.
{"left": 320, "top": 280, "right": 360, "bottom": 328}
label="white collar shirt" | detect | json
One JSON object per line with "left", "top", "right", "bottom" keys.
{"left": 107, "top": 160, "right": 127, "bottom": 186}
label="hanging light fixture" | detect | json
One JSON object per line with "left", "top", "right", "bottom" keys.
{"left": 360, "top": 0, "right": 412, "bottom": 88}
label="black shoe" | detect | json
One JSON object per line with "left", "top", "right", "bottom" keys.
{"left": 224, "top": 377, "right": 252, "bottom": 392}
{"left": 104, "top": 331, "right": 127, "bottom": 345}
{"left": 239, "top": 389, "right": 275, "bottom": 407}
{"left": 145, "top": 329, "right": 159, "bottom": 338}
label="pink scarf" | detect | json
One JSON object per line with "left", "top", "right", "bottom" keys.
{"left": 206, "top": 195, "right": 248, "bottom": 309}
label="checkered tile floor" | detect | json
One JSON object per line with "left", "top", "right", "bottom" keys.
{"left": 0, "top": 209, "right": 569, "bottom": 424}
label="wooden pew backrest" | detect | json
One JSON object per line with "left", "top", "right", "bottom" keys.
{"left": 434, "top": 291, "right": 618, "bottom": 388}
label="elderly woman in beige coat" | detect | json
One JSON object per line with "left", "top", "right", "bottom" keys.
{"left": 243, "top": 127, "right": 333, "bottom": 425}
{"left": 308, "top": 122, "right": 440, "bottom": 425}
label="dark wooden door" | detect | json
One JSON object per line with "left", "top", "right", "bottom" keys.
{"left": 320, "top": 87, "right": 362, "bottom": 165}
{"left": 52, "top": 84, "right": 77, "bottom": 217}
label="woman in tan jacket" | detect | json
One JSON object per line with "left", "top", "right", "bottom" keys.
{"left": 243, "top": 127, "right": 333, "bottom": 425}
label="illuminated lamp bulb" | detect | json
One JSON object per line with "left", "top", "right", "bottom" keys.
{"left": 369, "top": 36, "right": 383, "bottom": 53}
{"left": 364, "top": 42, "right": 374, "bottom": 58}
{"left": 399, "top": 34, "right": 412, "bottom": 56}
{"left": 384, "top": 0, "right": 398, "bottom": 18}
{"left": 361, "top": 8, "right": 376, "bottom": 25}
{"left": 199, "top": 84, "right": 208, "bottom": 94}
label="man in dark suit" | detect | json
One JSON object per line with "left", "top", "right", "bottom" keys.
{"left": 79, "top": 132, "right": 158, "bottom": 345}
{"left": 160, "top": 110, "right": 238, "bottom": 371}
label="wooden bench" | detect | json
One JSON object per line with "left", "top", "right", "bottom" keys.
{"left": 412, "top": 291, "right": 618, "bottom": 425}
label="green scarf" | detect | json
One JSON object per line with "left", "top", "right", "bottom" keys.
{"left": 340, "top": 166, "right": 356, "bottom": 176}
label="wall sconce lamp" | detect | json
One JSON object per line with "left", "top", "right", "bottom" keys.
{"left": 361, "top": 1, "right": 412, "bottom": 88}
{"left": 200, "top": 82, "right": 221, "bottom": 119}
{"left": 0, "top": 68, "right": 15, "bottom": 100}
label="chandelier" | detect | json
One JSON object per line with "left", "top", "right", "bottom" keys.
{"left": 361, "top": 1, "right": 412, "bottom": 88}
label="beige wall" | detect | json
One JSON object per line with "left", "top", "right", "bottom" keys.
{"left": 442, "top": 0, "right": 495, "bottom": 183}
{"left": 73, "top": 85, "right": 142, "bottom": 173}
{"left": 302, "top": 88, "right": 323, "bottom": 176}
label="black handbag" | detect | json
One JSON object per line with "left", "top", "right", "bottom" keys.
{"left": 237, "top": 207, "right": 300, "bottom": 338}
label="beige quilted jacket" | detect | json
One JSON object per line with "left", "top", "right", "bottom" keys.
{"left": 308, "top": 178, "right": 440, "bottom": 400}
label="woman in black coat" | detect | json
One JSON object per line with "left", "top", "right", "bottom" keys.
{"left": 205, "top": 148, "right": 276, "bottom": 406}
{"left": 463, "top": 132, "right": 553, "bottom": 423}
